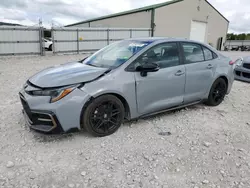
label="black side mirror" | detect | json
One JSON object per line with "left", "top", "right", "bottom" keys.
{"left": 136, "top": 62, "right": 159, "bottom": 77}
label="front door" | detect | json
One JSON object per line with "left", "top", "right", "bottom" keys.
{"left": 180, "top": 42, "right": 216, "bottom": 103}
{"left": 132, "top": 42, "right": 186, "bottom": 115}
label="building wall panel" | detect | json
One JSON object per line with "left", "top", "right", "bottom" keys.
{"left": 154, "top": 0, "right": 228, "bottom": 49}
{"left": 89, "top": 11, "right": 152, "bottom": 28}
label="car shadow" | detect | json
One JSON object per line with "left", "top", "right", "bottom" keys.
{"left": 133, "top": 103, "right": 205, "bottom": 121}
{"left": 29, "top": 104, "right": 206, "bottom": 142}
{"left": 31, "top": 131, "right": 75, "bottom": 142}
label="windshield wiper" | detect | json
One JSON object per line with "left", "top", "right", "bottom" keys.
{"left": 86, "top": 63, "right": 98, "bottom": 67}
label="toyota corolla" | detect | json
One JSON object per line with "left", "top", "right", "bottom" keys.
{"left": 19, "top": 38, "right": 234, "bottom": 137}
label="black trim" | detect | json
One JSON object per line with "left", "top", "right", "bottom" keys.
{"left": 177, "top": 42, "right": 185, "bottom": 65}
{"left": 139, "top": 100, "right": 202, "bottom": 119}
{"left": 80, "top": 96, "right": 95, "bottom": 128}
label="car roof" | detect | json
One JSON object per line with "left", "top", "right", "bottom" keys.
{"left": 124, "top": 37, "right": 218, "bottom": 54}
{"left": 124, "top": 37, "right": 200, "bottom": 43}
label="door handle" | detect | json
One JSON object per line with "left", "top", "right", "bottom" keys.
{"left": 207, "top": 64, "right": 213, "bottom": 69}
{"left": 175, "top": 70, "right": 185, "bottom": 76}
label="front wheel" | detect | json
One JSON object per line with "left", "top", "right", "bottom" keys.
{"left": 82, "top": 95, "right": 125, "bottom": 137}
{"left": 205, "top": 78, "right": 227, "bottom": 106}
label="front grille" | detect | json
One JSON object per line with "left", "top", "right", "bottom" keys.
{"left": 235, "top": 71, "right": 241, "bottom": 76}
{"left": 242, "top": 72, "right": 250, "bottom": 79}
{"left": 243, "top": 63, "right": 250, "bottom": 69}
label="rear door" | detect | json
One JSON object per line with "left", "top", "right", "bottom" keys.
{"left": 180, "top": 42, "right": 216, "bottom": 103}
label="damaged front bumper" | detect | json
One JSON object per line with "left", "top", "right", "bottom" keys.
{"left": 234, "top": 66, "right": 250, "bottom": 82}
{"left": 20, "top": 93, "right": 64, "bottom": 133}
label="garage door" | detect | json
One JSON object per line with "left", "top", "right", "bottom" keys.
{"left": 190, "top": 21, "right": 207, "bottom": 43}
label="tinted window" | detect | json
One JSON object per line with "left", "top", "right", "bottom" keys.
{"left": 213, "top": 52, "right": 218, "bottom": 59}
{"left": 202, "top": 46, "right": 213, "bottom": 60}
{"left": 181, "top": 43, "right": 204, "bottom": 63}
{"left": 133, "top": 42, "right": 180, "bottom": 69}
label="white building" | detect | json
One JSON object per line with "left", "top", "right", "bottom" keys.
{"left": 66, "top": 0, "right": 229, "bottom": 50}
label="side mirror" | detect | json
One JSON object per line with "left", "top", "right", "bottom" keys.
{"left": 136, "top": 62, "right": 159, "bottom": 77}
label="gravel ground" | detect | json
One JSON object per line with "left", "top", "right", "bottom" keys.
{"left": 0, "top": 52, "right": 250, "bottom": 188}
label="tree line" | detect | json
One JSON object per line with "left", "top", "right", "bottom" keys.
{"left": 227, "top": 33, "right": 250, "bottom": 40}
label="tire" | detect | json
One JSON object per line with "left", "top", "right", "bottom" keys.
{"left": 49, "top": 44, "right": 52, "bottom": 51}
{"left": 205, "top": 78, "right": 227, "bottom": 106}
{"left": 82, "top": 95, "right": 125, "bottom": 137}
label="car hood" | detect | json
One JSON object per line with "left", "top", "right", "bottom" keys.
{"left": 29, "top": 62, "right": 108, "bottom": 88}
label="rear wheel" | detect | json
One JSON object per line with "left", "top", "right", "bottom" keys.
{"left": 205, "top": 78, "right": 227, "bottom": 106}
{"left": 83, "top": 95, "right": 125, "bottom": 137}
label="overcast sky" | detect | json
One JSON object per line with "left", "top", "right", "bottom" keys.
{"left": 0, "top": 0, "right": 248, "bottom": 33}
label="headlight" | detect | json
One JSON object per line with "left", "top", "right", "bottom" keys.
{"left": 31, "top": 85, "right": 78, "bottom": 103}
{"left": 235, "top": 58, "right": 243, "bottom": 66}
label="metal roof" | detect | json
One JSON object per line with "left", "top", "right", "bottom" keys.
{"left": 66, "top": 0, "right": 183, "bottom": 27}
{"left": 66, "top": 0, "right": 229, "bottom": 27}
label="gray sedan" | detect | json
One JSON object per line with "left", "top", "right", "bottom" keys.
{"left": 19, "top": 38, "right": 234, "bottom": 137}
{"left": 234, "top": 56, "right": 250, "bottom": 82}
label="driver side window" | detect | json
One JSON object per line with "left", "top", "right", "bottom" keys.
{"left": 129, "top": 42, "right": 180, "bottom": 71}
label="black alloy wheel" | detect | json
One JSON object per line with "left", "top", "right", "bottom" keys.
{"left": 83, "top": 95, "right": 125, "bottom": 137}
{"left": 206, "top": 78, "right": 227, "bottom": 106}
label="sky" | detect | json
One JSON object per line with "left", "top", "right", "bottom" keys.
{"left": 0, "top": 0, "right": 249, "bottom": 33}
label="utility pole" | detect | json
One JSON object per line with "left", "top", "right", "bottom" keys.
{"left": 39, "top": 18, "right": 42, "bottom": 27}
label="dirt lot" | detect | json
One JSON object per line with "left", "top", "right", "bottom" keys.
{"left": 0, "top": 52, "right": 250, "bottom": 188}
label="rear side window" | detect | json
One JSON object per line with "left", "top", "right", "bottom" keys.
{"left": 213, "top": 52, "right": 218, "bottom": 59}
{"left": 202, "top": 46, "right": 213, "bottom": 60}
{"left": 181, "top": 43, "right": 204, "bottom": 63}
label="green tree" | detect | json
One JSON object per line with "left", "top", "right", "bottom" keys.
{"left": 226, "top": 33, "right": 250, "bottom": 40}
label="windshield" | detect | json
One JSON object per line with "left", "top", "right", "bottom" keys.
{"left": 83, "top": 40, "right": 152, "bottom": 68}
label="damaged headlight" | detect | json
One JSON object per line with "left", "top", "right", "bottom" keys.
{"left": 235, "top": 58, "right": 243, "bottom": 66}
{"left": 31, "top": 85, "right": 79, "bottom": 103}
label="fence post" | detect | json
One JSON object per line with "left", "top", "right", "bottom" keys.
{"left": 77, "top": 29, "right": 79, "bottom": 54}
{"left": 130, "top": 29, "right": 132, "bottom": 38}
{"left": 42, "top": 27, "right": 45, "bottom": 56}
{"left": 107, "top": 29, "right": 110, "bottom": 45}
{"left": 39, "top": 27, "right": 44, "bottom": 56}
{"left": 52, "top": 27, "right": 55, "bottom": 54}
